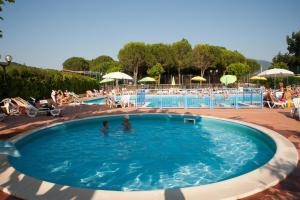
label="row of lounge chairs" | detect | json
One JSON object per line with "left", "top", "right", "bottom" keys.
{"left": 0, "top": 97, "right": 61, "bottom": 118}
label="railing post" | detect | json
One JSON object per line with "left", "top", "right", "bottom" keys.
{"left": 260, "top": 88, "right": 263, "bottom": 109}
{"left": 184, "top": 90, "right": 187, "bottom": 108}
{"left": 235, "top": 89, "right": 238, "bottom": 109}
{"left": 160, "top": 90, "right": 163, "bottom": 109}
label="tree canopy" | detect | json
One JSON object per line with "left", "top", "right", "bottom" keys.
{"left": 171, "top": 39, "right": 192, "bottom": 84}
{"left": 0, "top": 0, "right": 15, "bottom": 38}
{"left": 147, "top": 63, "right": 165, "bottom": 83}
{"left": 118, "top": 42, "right": 148, "bottom": 85}
{"left": 272, "top": 30, "right": 300, "bottom": 74}
{"left": 62, "top": 57, "right": 89, "bottom": 71}
{"left": 226, "top": 63, "right": 250, "bottom": 81}
{"left": 192, "top": 44, "right": 214, "bottom": 77}
{"left": 61, "top": 40, "right": 260, "bottom": 84}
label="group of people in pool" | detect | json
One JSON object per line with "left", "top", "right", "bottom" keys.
{"left": 101, "top": 116, "right": 132, "bottom": 133}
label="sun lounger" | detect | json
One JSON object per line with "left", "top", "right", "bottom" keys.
{"left": 1, "top": 98, "right": 19, "bottom": 115}
{"left": 13, "top": 97, "right": 61, "bottom": 117}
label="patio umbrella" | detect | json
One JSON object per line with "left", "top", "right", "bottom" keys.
{"left": 103, "top": 72, "right": 133, "bottom": 86}
{"left": 250, "top": 76, "right": 267, "bottom": 81}
{"left": 257, "top": 68, "right": 294, "bottom": 78}
{"left": 103, "top": 72, "right": 133, "bottom": 80}
{"left": 100, "top": 78, "right": 114, "bottom": 84}
{"left": 191, "top": 76, "right": 206, "bottom": 82}
{"left": 171, "top": 76, "right": 175, "bottom": 86}
{"left": 138, "top": 77, "right": 156, "bottom": 83}
{"left": 220, "top": 75, "right": 237, "bottom": 85}
{"left": 257, "top": 68, "right": 294, "bottom": 88}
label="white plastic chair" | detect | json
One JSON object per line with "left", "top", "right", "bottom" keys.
{"left": 292, "top": 98, "right": 300, "bottom": 120}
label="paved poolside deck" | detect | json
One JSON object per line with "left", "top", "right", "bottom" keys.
{"left": 0, "top": 105, "right": 299, "bottom": 200}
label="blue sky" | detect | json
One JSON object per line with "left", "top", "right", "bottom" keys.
{"left": 1, "top": 0, "right": 300, "bottom": 69}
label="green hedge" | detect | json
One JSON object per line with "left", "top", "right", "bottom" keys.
{"left": 0, "top": 63, "right": 99, "bottom": 99}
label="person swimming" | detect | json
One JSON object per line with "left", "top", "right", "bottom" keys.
{"left": 122, "top": 116, "right": 131, "bottom": 131}
{"left": 101, "top": 121, "right": 109, "bottom": 133}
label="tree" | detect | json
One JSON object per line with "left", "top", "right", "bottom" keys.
{"left": 0, "top": 0, "right": 15, "bottom": 38}
{"left": 246, "top": 59, "right": 261, "bottom": 72}
{"left": 192, "top": 44, "right": 214, "bottom": 77}
{"left": 269, "top": 61, "right": 289, "bottom": 69}
{"left": 287, "top": 31, "right": 300, "bottom": 57}
{"left": 118, "top": 42, "right": 147, "bottom": 85}
{"left": 147, "top": 63, "right": 165, "bottom": 84}
{"left": 226, "top": 63, "right": 250, "bottom": 81}
{"left": 148, "top": 43, "right": 175, "bottom": 76}
{"left": 171, "top": 39, "right": 192, "bottom": 84}
{"left": 62, "top": 57, "right": 89, "bottom": 71}
{"left": 221, "top": 49, "right": 246, "bottom": 73}
{"left": 89, "top": 55, "right": 114, "bottom": 70}
{"left": 272, "top": 30, "right": 300, "bottom": 74}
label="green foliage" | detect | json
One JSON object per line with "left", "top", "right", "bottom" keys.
{"left": 272, "top": 30, "right": 300, "bottom": 74}
{"left": 269, "top": 61, "right": 289, "bottom": 69}
{"left": 62, "top": 57, "right": 89, "bottom": 71}
{"left": 105, "top": 61, "right": 124, "bottom": 73}
{"left": 148, "top": 43, "right": 175, "bottom": 72}
{"left": 0, "top": 0, "right": 15, "bottom": 38}
{"left": 0, "top": 63, "right": 98, "bottom": 99}
{"left": 118, "top": 42, "right": 148, "bottom": 85}
{"left": 89, "top": 55, "right": 114, "bottom": 70}
{"left": 246, "top": 59, "right": 261, "bottom": 72}
{"left": 221, "top": 50, "right": 246, "bottom": 70}
{"left": 287, "top": 31, "right": 300, "bottom": 57}
{"left": 147, "top": 63, "right": 165, "bottom": 83}
{"left": 192, "top": 44, "right": 214, "bottom": 76}
{"left": 226, "top": 63, "right": 250, "bottom": 81}
{"left": 171, "top": 39, "right": 192, "bottom": 84}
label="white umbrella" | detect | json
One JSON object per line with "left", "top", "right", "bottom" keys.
{"left": 103, "top": 72, "right": 133, "bottom": 80}
{"left": 257, "top": 68, "right": 294, "bottom": 89}
{"left": 257, "top": 68, "right": 294, "bottom": 77}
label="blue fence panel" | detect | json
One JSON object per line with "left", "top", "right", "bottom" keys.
{"left": 134, "top": 88, "right": 262, "bottom": 109}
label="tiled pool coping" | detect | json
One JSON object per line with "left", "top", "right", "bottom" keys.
{"left": 0, "top": 113, "right": 298, "bottom": 200}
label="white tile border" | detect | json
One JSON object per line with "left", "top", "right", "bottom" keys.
{"left": 0, "top": 113, "right": 298, "bottom": 200}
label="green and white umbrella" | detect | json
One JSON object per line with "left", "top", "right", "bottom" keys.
{"left": 100, "top": 78, "right": 114, "bottom": 84}
{"left": 138, "top": 77, "right": 156, "bottom": 83}
{"left": 220, "top": 75, "right": 237, "bottom": 85}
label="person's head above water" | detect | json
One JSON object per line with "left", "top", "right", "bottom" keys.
{"left": 103, "top": 121, "right": 109, "bottom": 127}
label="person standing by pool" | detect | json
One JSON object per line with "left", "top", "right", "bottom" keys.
{"left": 122, "top": 116, "right": 131, "bottom": 131}
{"left": 101, "top": 121, "right": 109, "bottom": 133}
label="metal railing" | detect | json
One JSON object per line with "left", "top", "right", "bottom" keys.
{"left": 135, "top": 88, "right": 263, "bottom": 109}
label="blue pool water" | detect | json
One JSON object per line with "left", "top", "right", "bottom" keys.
{"left": 84, "top": 97, "right": 106, "bottom": 104}
{"left": 9, "top": 114, "right": 275, "bottom": 191}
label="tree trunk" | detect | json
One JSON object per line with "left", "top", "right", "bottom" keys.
{"left": 158, "top": 74, "right": 161, "bottom": 84}
{"left": 178, "top": 67, "right": 181, "bottom": 85}
{"left": 134, "top": 66, "right": 138, "bottom": 85}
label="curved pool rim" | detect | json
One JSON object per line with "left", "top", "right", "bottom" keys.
{"left": 0, "top": 113, "right": 298, "bottom": 200}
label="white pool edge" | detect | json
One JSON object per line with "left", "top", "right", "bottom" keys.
{"left": 0, "top": 113, "right": 298, "bottom": 200}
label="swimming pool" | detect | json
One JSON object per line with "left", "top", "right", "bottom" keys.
{"left": 84, "top": 93, "right": 262, "bottom": 108}
{"left": 0, "top": 113, "right": 298, "bottom": 200}
{"left": 83, "top": 97, "right": 106, "bottom": 104}
{"left": 8, "top": 114, "right": 276, "bottom": 191}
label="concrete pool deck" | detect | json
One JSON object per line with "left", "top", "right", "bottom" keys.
{"left": 0, "top": 105, "right": 300, "bottom": 199}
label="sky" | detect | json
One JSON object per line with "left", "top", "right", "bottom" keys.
{"left": 0, "top": 0, "right": 300, "bottom": 70}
